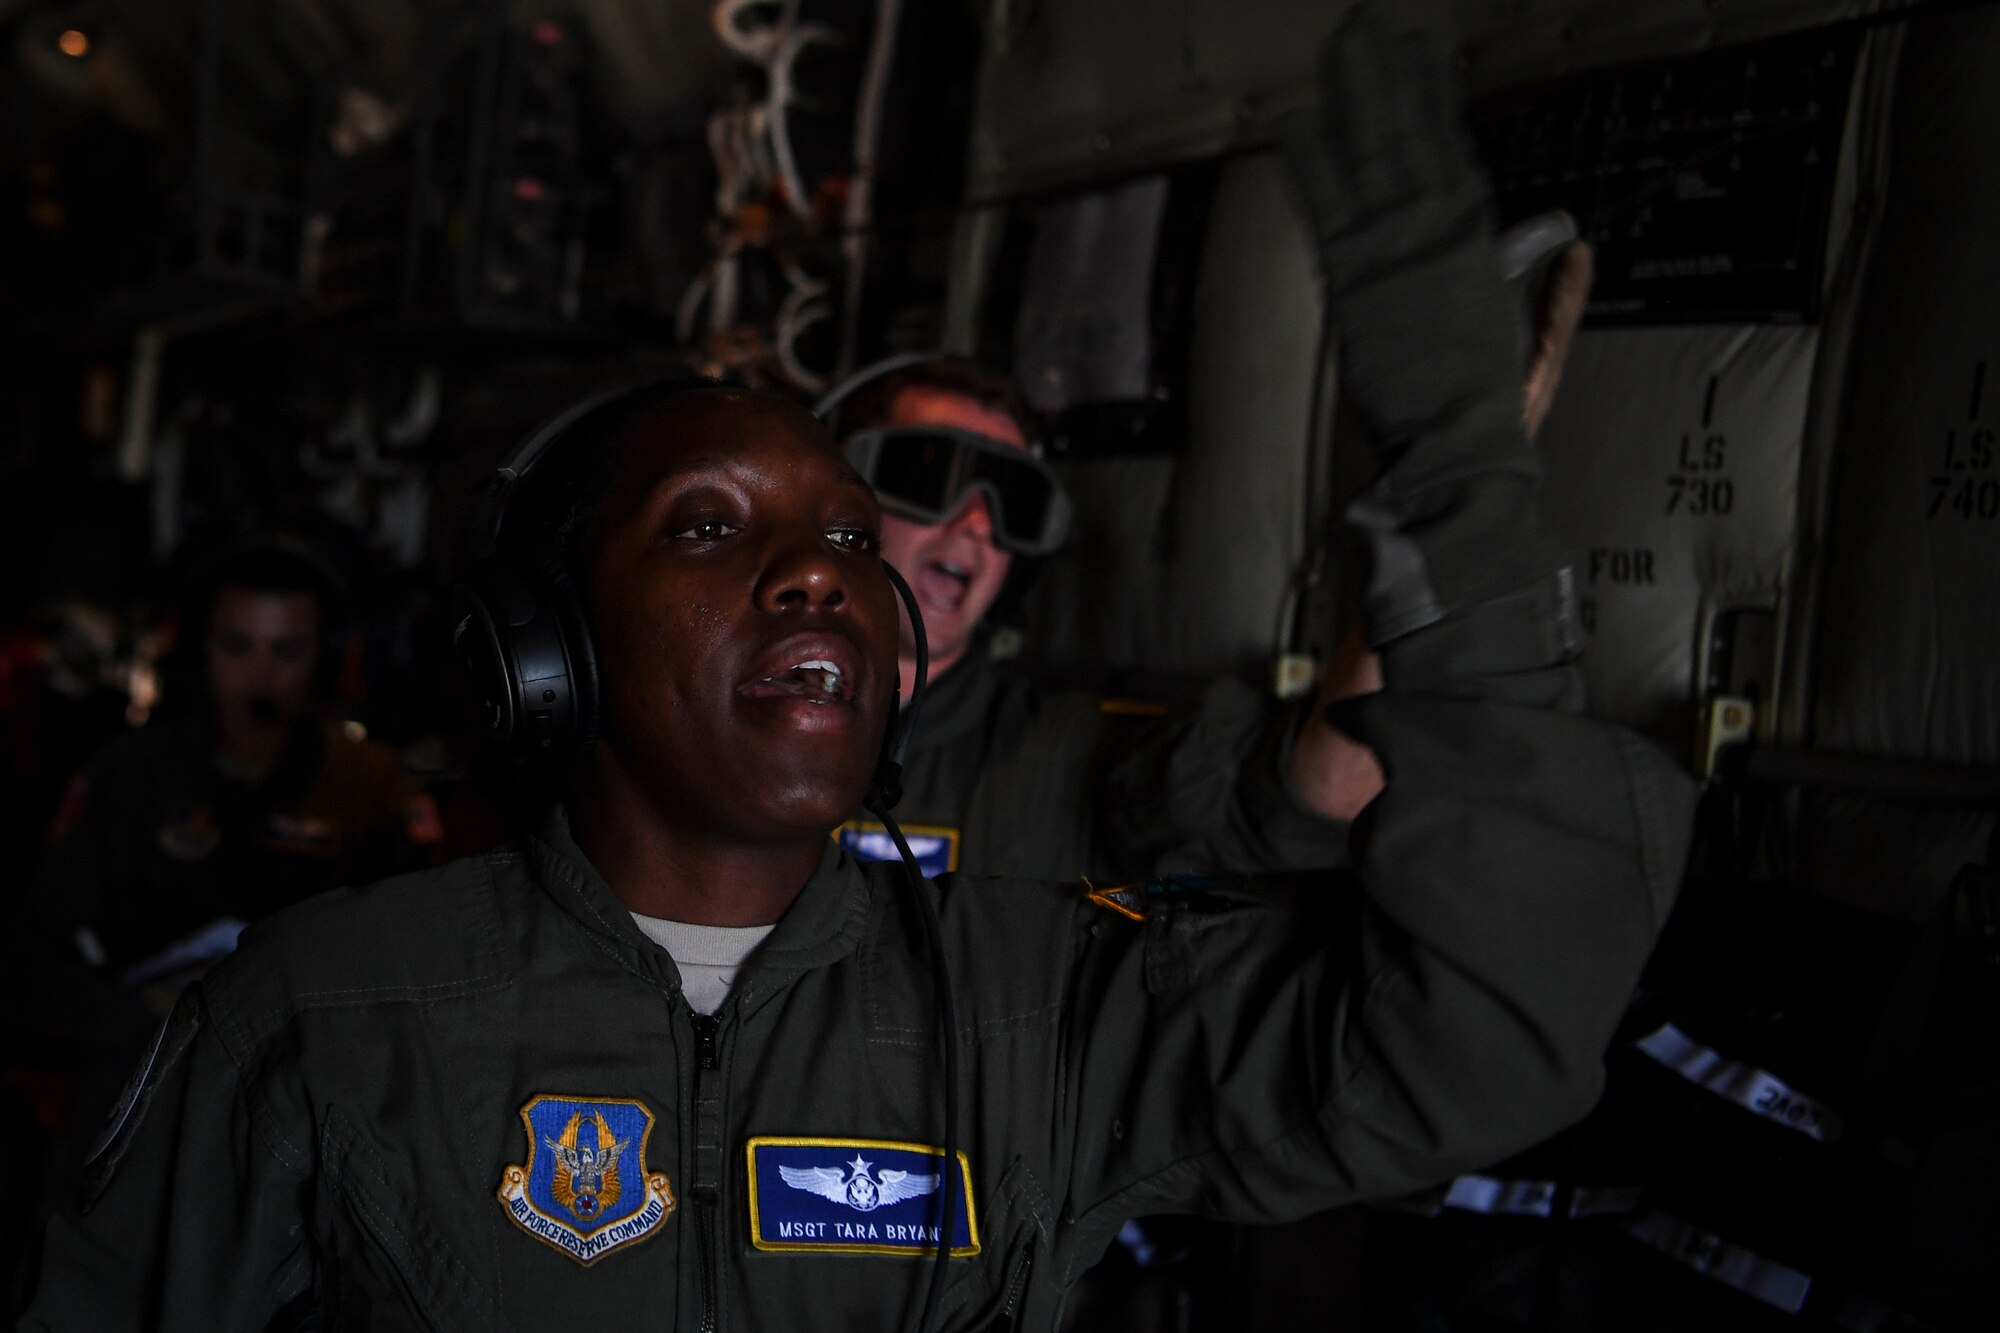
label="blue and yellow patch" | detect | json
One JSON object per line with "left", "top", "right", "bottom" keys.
{"left": 747, "top": 1136, "right": 978, "bottom": 1257}
{"left": 497, "top": 1095, "right": 674, "bottom": 1265}
{"left": 836, "top": 820, "right": 960, "bottom": 877}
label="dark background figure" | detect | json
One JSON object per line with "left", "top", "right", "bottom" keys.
{"left": 0, "top": 537, "right": 441, "bottom": 1240}
{"left": 821, "top": 353, "right": 1371, "bottom": 887}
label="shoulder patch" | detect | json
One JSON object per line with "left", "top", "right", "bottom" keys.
{"left": 79, "top": 990, "right": 202, "bottom": 1211}
{"left": 261, "top": 812, "right": 340, "bottom": 858}
{"left": 1083, "top": 879, "right": 1148, "bottom": 922}
{"left": 1097, "top": 697, "right": 1171, "bottom": 719}
{"left": 747, "top": 1136, "right": 978, "bottom": 1257}
{"left": 498, "top": 1095, "right": 674, "bottom": 1265}
{"left": 1083, "top": 874, "right": 1279, "bottom": 924}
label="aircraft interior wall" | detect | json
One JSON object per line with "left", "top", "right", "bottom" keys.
{"left": 1793, "top": 7, "right": 2000, "bottom": 916}
{"left": 954, "top": 0, "right": 1995, "bottom": 923}
{"left": 1004, "top": 153, "right": 1324, "bottom": 685}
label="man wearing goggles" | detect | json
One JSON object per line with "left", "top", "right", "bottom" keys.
{"left": 824, "top": 359, "right": 1064, "bottom": 695}
{"left": 818, "top": 196, "right": 1588, "bottom": 889}
{"left": 818, "top": 354, "right": 1373, "bottom": 889}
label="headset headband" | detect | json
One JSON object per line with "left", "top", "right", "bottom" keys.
{"left": 812, "top": 351, "right": 955, "bottom": 423}
{"left": 476, "top": 382, "right": 655, "bottom": 557}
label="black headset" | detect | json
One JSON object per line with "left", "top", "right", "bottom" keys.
{"left": 449, "top": 386, "right": 628, "bottom": 755}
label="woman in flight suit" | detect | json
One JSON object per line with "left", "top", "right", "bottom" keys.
{"left": 18, "top": 10, "right": 1693, "bottom": 1330}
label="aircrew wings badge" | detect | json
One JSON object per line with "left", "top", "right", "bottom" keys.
{"left": 498, "top": 1095, "right": 674, "bottom": 1265}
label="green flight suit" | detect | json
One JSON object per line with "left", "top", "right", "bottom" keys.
{"left": 836, "top": 640, "right": 1351, "bottom": 884}
{"left": 20, "top": 673, "right": 1693, "bottom": 1331}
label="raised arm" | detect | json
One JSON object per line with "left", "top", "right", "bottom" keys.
{"left": 1281, "top": 1, "right": 1591, "bottom": 829}
{"left": 1044, "top": 1, "right": 1695, "bottom": 1293}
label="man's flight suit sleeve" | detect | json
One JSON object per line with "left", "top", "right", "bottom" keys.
{"left": 1046, "top": 2, "right": 1698, "bottom": 1285}
{"left": 19, "top": 987, "right": 314, "bottom": 1331}
{"left": 1096, "top": 678, "right": 1353, "bottom": 877}
{"left": 1051, "top": 674, "right": 1694, "bottom": 1279}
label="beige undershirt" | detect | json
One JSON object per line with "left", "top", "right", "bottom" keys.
{"left": 628, "top": 913, "right": 774, "bottom": 1016}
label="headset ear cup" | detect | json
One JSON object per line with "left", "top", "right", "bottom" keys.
{"left": 543, "top": 558, "right": 600, "bottom": 750}
{"left": 450, "top": 559, "right": 531, "bottom": 745}
{"left": 453, "top": 554, "right": 592, "bottom": 754}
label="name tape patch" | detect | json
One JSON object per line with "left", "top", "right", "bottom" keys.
{"left": 838, "top": 821, "right": 960, "bottom": 878}
{"left": 498, "top": 1095, "right": 674, "bottom": 1265}
{"left": 747, "top": 1136, "right": 979, "bottom": 1257}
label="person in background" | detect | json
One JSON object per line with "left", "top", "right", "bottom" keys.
{"left": 24, "top": 538, "right": 442, "bottom": 980}
{"left": 819, "top": 221, "right": 1591, "bottom": 888}
{"left": 820, "top": 352, "right": 1371, "bottom": 886}
{"left": 0, "top": 538, "right": 442, "bottom": 1225}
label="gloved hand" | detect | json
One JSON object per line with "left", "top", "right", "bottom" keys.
{"left": 1283, "top": 2, "right": 1580, "bottom": 706}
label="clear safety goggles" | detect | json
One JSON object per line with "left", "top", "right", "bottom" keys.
{"left": 844, "top": 425, "right": 1072, "bottom": 557}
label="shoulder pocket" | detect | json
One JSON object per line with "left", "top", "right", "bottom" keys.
{"left": 935, "top": 1155, "right": 1048, "bottom": 1330}
{"left": 79, "top": 989, "right": 202, "bottom": 1212}
{"left": 320, "top": 1106, "right": 505, "bottom": 1331}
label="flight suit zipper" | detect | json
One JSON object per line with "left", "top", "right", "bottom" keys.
{"left": 692, "top": 1012, "right": 720, "bottom": 1069}
{"left": 999, "top": 1244, "right": 1033, "bottom": 1324}
{"left": 690, "top": 1010, "right": 723, "bottom": 1333}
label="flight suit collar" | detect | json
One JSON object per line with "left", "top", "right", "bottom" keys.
{"left": 523, "top": 805, "right": 872, "bottom": 1015}
{"left": 905, "top": 634, "right": 1004, "bottom": 753}
{"left": 731, "top": 840, "right": 873, "bottom": 1020}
